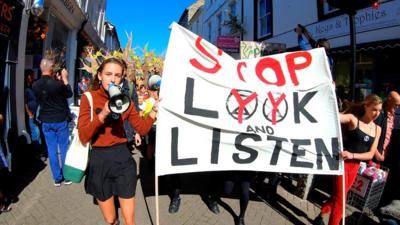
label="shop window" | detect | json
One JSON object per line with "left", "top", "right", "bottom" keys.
{"left": 26, "top": 17, "right": 47, "bottom": 55}
{"left": 317, "top": 0, "right": 393, "bottom": 19}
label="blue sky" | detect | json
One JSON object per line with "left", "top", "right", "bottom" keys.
{"left": 106, "top": 0, "right": 195, "bottom": 56}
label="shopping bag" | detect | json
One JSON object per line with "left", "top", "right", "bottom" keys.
{"left": 63, "top": 92, "right": 93, "bottom": 183}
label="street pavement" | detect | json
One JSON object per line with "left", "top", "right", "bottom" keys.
{"left": 0, "top": 150, "right": 380, "bottom": 225}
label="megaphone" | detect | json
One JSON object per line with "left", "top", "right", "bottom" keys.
{"left": 108, "top": 83, "right": 131, "bottom": 114}
{"left": 148, "top": 74, "right": 161, "bottom": 91}
{"left": 30, "top": 0, "right": 44, "bottom": 17}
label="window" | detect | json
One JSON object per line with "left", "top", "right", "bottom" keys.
{"left": 217, "top": 13, "right": 222, "bottom": 37}
{"left": 322, "top": 0, "right": 338, "bottom": 15}
{"left": 317, "top": 0, "right": 391, "bottom": 19}
{"left": 257, "top": 0, "right": 272, "bottom": 38}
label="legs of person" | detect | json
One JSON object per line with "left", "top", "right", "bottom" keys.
{"left": 319, "top": 176, "right": 336, "bottom": 216}
{"left": 42, "top": 122, "right": 62, "bottom": 182}
{"left": 28, "top": 118, "right": 41, "bottom": 156}
{"left": 170, "top": 174, "right": 181, "bottom": 198}
{"left": 328, "top": 161, "right": 359, "bottom": 225}
{"left": 29, "top": 118, "right": 41, "bottom": 144}
{"left": 55, "top": 121, "right": 69, "bottom": 175}
{"left": 239, "top": 181, "right": 250, "bottom": 218}
{"left": 146, "top": 127, "right": 156, "bottom": 160}
{"left": 119, "top": 197, "right": 136, "bottom": 225}
{"left": 146, "top": 143, "right": 154, "bottom": 160}
{"left": 97, "top": 196, "right": 118, "bottom": 225}
{"left": 224, "top": 179, "right": 235, "bottom": 195}
{"left": 205, "top": 172, "right": 220, "bottom": 214}
{"left": 168, "top": 174, "right": 181, "bottom": 213}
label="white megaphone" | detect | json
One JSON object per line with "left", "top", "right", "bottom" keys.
{"left": 148, "top": 74, "right": 161, "bottom": 91}
{"left": 108, "top": 83, "right": 131, "bottom": 114}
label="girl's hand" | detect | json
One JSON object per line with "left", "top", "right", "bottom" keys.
{"left": 340, "top": 150, "right": 354, "bottom": 160}
{"left": 134, "top": 133, "right": 142, "bottom": 146}
{"left": 152, "top": 98, "right": 161, "bottom": 113}
{"left": 98, "top": 101, "right": 111, "bottom": 123}
{"left": 149, "top": 98, "right": 161, "bottom": 119}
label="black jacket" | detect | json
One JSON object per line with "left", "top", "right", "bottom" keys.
{"left": 32, "top": 76, "right": 73, "bottom": 123}
{"left": 122, "top": 79, "right": 139, "bottom": 142}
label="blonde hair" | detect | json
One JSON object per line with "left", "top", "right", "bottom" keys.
{"left": 345, "top": 94, "right": 382, "bottom": 117}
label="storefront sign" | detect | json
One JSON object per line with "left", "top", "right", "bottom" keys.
{"left": 217, "top": 36, "right": 240, "bottom": 53}
{"left": 240, "top": 41, "right": 263, "bottom": 59}
{"left": 309, "top": 1, "right": 400, "bottom": 40}
{"left": 0, "top": 0, "right": 23, "bottom": 40}
{"left": 241, "top": 41, "right": 287, "bottom": 59}
{"left": 156, "top": 23, "right": 343, "bottom": 176}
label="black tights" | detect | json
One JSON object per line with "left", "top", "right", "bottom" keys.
{"left": 224, "top": 180, "right": 250, "bottom": 217}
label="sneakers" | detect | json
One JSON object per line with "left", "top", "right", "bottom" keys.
{"left": 168, "top": 197, "right": 181, "bottom": 214}
{"left": 54, "top": 181, "right": 61, "bottom": 187}
{"left": 54, "top": 179, "right": 72, "bottom": 187}
{"left": 206, "top": 197, "right": 220, "bottom": 214}
{"left": 63, "top": 180, "right": 72, "bottom": 185}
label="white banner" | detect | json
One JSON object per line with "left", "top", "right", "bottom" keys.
{"left": 156, "top": 23, "right": 343, "bottom": 176}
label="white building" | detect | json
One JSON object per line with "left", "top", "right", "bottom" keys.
{"left": 187, "top": 0, "right": 400, "bottom": 99}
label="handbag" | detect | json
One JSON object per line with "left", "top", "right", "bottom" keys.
{"left": 63, "top": 92, "right": 93, "bottom": 183}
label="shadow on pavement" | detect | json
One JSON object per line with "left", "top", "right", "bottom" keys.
{"left": 139, "top": 157, "right": 319, "bottom": 225}
{"left": 253, "top": 181, "right": 312, "bottom": 225}
{"left": 345, "top": 211, "right": 379, "bottom": 225}
{"left": 6, "top": 131, "right": 47, "bottom": 201}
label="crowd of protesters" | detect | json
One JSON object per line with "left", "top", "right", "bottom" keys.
{"left": 0, "top": 31, "right": 399, "bottom": 225}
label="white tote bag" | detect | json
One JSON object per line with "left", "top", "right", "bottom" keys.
{"left": 63, "top": 92, "right": 93, "bottom": 183}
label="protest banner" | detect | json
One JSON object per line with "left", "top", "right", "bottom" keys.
{"left": 156, "top": 22, "right": 342, "bottom": 177}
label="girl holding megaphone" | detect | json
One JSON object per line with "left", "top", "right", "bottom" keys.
{"left": 78, "top": 57, "right": 159, "bottom": 225}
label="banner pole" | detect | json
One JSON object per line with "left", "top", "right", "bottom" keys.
{"left": 342, "top": 163, "right": 346, "bottom": 225}
{"left": 156, "top": 175, "right": 160, "bottom": 225}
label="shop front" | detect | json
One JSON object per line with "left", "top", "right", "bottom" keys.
{"left": 0, "top": 0, "right": 24, "bottom": 171}
{"left": 333, "top": 40, "right": 400, "bottom": 102}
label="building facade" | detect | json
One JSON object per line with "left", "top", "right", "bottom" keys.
{"left": 186, "top": 0, "right": 400, "bottom": 100}
{"left": 0, "top": 0, "right": 113, "bottom": 171}
{"left": 104, "top": 21, "right": 121, "bottom": 51}
{"left": 249, "top": 0, "right": 400, "bottom": 100}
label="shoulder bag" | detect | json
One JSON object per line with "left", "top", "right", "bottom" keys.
{"left": 63, "top": 92, "right": 93, "bottom": 183}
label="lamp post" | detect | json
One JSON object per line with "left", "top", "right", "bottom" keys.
{"left": 327, "top": 0, "right": 380, "bottom": 101}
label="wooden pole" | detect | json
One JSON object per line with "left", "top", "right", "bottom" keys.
{"left": 156, "top": 175, "right": 160, "bottom": 225}
{"left": 342, "top": 162, "right": 346, "bottom": 225}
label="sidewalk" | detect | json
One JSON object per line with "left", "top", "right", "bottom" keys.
{"left": 0, "top": 150, "right": 380, "bottom": 225}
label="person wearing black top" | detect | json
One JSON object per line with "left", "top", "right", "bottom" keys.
{"left": 32, "top": 58, "right": 73, "bottom": 186}
{"left": 314, "top": 94, "right": 382, "bottom": 225}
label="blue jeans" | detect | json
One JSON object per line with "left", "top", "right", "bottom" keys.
{"left": 28, "top": 118, "right": 41, "bottom": 144}
{"left": 42, "top": 121, "right": 69, "bottom": 182}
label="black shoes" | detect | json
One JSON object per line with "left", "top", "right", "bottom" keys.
{"left": 168, "top": 196, "right": 181, "bottom": 214}
{"left": 312, "top": 215, "right": 325, "bottom": 225}
{"left": 206, "top": 197, "right": 220, "bottom": 214}
{"left": 235, "top": 216, "right": 245, "bottom": 225}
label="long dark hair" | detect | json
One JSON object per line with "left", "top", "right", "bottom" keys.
{"left": 91, "top": 58, "right": 126, "bottom": 91}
